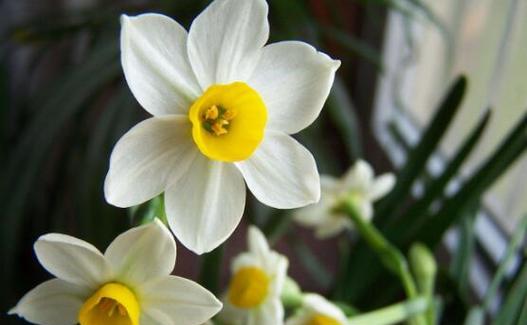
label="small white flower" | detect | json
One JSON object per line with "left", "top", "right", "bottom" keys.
{"left": 9, "top": 219, "right": 222, "bottom": 325}
{"left": 104, "top": 0, "right": 340, "bottom": 254}
{"left": 294, "top": 160, "right": 395, "bottom": 238}
{"left": 219, "top": 226, "right": 288, "bottom": 325}
{"left": 286, "top": 294, "right": 348, "bottom": 325}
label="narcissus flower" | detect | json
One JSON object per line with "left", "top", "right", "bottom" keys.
{"left": 286, "top": 294, "right": 348, "bottom": 325}
{"left": 219, "top": 226, "right": 288, "bottom": 325}
{"left": 9, "top": 219, "right": 221, "bottom": 325}
{"left": 294, "top": 160, "right": 395, "bottom": 238}
{"left": 104, "top": 0, "right": 340, "bottom": 254}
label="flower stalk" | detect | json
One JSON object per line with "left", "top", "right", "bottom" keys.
{"left": 340, "top": 199, "right": 427, "bottom": 325}
{"left": 348, "top": 297, "right": 429, "bottom": 325}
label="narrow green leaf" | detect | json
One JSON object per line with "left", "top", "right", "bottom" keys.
{"left": 0, "top": 41, "right": 119, "bottom": 307}
{"left": 449, "top": 203, "right": 478, "bottom": 301}
{"left": 375, "top": 76, "right": 467, "bottom": 226}
{"left": 390, "top": 110, "right": 491, "bottom": 240}
{"left": 463, "top": 307, "right": 484, "bottom": 325}
{"left": 493, "top": 264, "right": 527, "bottom": 325}
{"left": 416, "top": 111, "right": 527, "bottom": 247}
{"left": 483, "top": 214, "right": 527, "bottom": 311}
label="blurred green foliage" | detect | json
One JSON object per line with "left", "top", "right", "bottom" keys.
{"left": 1, "top": 0, "right": 526, "bottom": 324}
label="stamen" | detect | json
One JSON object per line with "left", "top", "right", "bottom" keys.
{"left": 202, "top": 105, "right": 236, "bottom": 136}
{"left": 223, "top": 109, "right": 237, "bottom": 120}
{"left": 212, "top": 122, "right": 228, "bottom": 136}
{"left": 205, "top": 105, "right": 219, "bottom": 120}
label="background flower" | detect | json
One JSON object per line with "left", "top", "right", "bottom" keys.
{"left": 9, "top": 220, "right": 221, "bottom": 325}
{"left": 294, "top": 160, "right": 395, "bottom": 238}
{"left": 219, "top": 226, "right": 288, "bottom": 325}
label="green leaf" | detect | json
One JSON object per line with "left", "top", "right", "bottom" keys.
{"left": 375, "top": 76, "right": 467, "bottom": 226}
{"left": 483, "top": 214, "right": 527, "bottom": 311}
{"left": 0, "top": 40, "right": 119, "bottom": 307}
{"left": 388, "top": 110, "right": 491, "bottom": 241}
{"left": 417, "top": 111, "right": 527, "bottom": 247}
{"left": 493, "top": 264, "right": 527, "bottom": 325}
{"left": 449, "top": 203, "right": 479, "bottom": 302}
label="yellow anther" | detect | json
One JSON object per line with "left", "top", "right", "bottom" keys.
{"left": 212, "top": 122, "right": 228, "bottom": 136}
{"left": 205, "top": 105, "right": 219, "bottom": 120}
{"left": 222, "top": 109, "right": 237, "bottom": 120}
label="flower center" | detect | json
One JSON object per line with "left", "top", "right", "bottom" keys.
{"left": 228, "top": 266, "right": 270, "bottom": 308}
{"left": 307, "top": 314, "right": 342, "bottom": 325}
{"left": 189, "top": 82, "right": 267, "bottom": 162}
{"left": 78, "top": 282, "right": 139, "bottom": 325}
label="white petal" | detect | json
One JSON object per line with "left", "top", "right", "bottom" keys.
{"left": 285, "top": 309, "right": 312, "bottom": 325}
{"left": 165, "top": 155, "right": 246, "bottom": 254}
{"left": 9, "top": 279, "right": 89, "bottom": 325}
{"left": 314, "top": 216, "right": 352, "bottom": 239}
{"left": 267, "top": 253, "right": 289, "bottom": 296}
{"left": 369, "top": 173, "right": 396, "bottom": 201}
{"left": 247, "top": 225, "right": 270, "bottom": 256}
{"left": 34, "top": 234, "right": 111, "bottom": 288}
{"left": 104, "top": 116, "right": 198, "bottom": 208}
{"left": 249, "top": 41, "right": 340, "bottom": 134}
{"left": 342, "top": 159, "right": 374, "bottom": 191}
{"left": 187, "top": 0, "right": 269, "bottom": 89}
{"left": 252, "top": 299, "right": 284, "bottom": 325}
{"left": 231, "top": 252, "right": 262, "bottom": 273}
{"left": 139, "top": 276, "right": 222, "bottom": 325}
{"left": 237, "top": 131, "right": 320, "bottom": 209}
{"left": 294, "top": 176, "right": 339, "bottom": 227}
{"left": 121, "top": 14, "right": 200, "bottom": 116}
{"left": 303, "top": 294, "right": 348, "bottom": 324}
{"left": 217, "top": 299, "right": 247, "bottom": 325}
{"left": 357, "top": 200, "right": 373, "bottom": 222}
{"left": 104, "top": 219, "right": 176, "bottom": 285}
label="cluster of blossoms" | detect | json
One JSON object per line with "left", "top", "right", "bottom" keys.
{"left": 9, "top": 0, "right": 396, "bottom": 324}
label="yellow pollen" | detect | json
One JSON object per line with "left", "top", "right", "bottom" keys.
{"left": 212, "top": 122, "right": 228, "bottom": 136}
{"left": 228, "top": 266, "right": 270, "bottom": 308}
{"left": 205, "top": 105, "right": 220, "bottom": 120}
{"left": 307, "top": 314, "right": 342, "bottom": 325}
{"left": 188, "top": 82, "right": 267, "bottom": 162}
{"left": 78, "top": 283, "right": 140, "bottom": 325}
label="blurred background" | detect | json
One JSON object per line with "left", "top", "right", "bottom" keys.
{"left": 1, "top": 0, "right": 526, "bottom": 324}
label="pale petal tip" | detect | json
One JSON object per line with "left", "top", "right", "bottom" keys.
{"left": 7, "top": 306, "right": 18, "bottom": 315}
{"left": 120, "top": 14, "right": 130, "bottom": 25}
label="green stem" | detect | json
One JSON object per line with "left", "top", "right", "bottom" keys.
{"left": 341, "top": 200, "right": 426, "bottom": 325}
{"left": 342, "top": 200, "right": 418, "bottom": 297}
{"left": 348, "top": 297, "right": 429, "bottom": 325}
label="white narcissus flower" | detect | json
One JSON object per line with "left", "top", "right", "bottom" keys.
{"left": 104, "top": 0, "right": 341, "bottom": 254}
{"left": 286, "top": 294, "right": 349, "bottom": 325}
{"left": 294, "top": 160, "right": 395, "bottom": 239}
{"left": 219, "top": 226, "right": 288, "bottom": 325}
{"left": 9, "top": 219, "right": 222, "bottom": 325}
